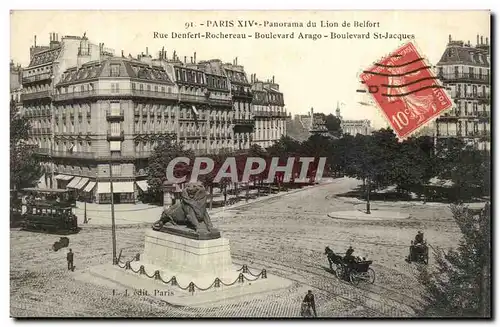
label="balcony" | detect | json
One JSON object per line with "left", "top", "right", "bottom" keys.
{"left": 131, "top": 89, "right": 178, "bottom": 101}
{"left": 107, "top": 131, "right": 125, "bottom": 141}
{"left": 232, "top": 89, "right": 253, "bottom": 99}
{"left": 208, "top": 96, "right": 232, "bottom": 107}
{"left": 253, "top": 110, "right": 287, "bottom": 118}
{"left": 477, "top": 111, "right": 490, "bottom": 119}
{"left": 179, "top": 131, "right": 204, "bottom": 139}
{"left": 53, "top": 89, "right": 179, "bottom": 102}
{"left": 22, "top": 72, "right": 52, "bottom": 84}
{"left": 106, "top": 110, "right": 125, "bottom": 121}
{"left": 178, "top": 93, "right": 207, "bottom": 104}
{"left": 440, "top": 73, "right": 490, "bottom": 84}
{"left": 21, "top": 90, "right": 51, "bottom": 102}
{"left": 33, "top": 149, "right": 97, "bottom": 160}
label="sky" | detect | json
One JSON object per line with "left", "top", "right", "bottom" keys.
{"left": 10, "top": 10, "right": 490, "bottom": 129}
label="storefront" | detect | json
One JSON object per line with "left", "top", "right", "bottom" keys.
{"left": 96, "top": 181, "right": 135, "bottom": 204}
{"left": 67, "top": 177, "right": 90, "bottom": 199}
{"left": 55, "top": 174, "right": 74, "bottom": 189}
{"left": 83, "top": 181, "right": 96, "bottom": 202}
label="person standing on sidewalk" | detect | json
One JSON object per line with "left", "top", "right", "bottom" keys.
{"left": 67, "top": 249, "right": 74, "bottom": 271}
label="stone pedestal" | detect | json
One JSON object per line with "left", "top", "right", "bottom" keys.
{"left": 142, "top": 229, "right": 233, "bottom": 277}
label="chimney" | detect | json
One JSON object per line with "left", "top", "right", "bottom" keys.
{"left": 184, "top": 56, "right": 187, "bottom": 63}
{"left": 121, "top": 50, "right": 124, "bottom": 57}
{"left": 34, "top": 35, "right": 37, "bottom": 47}
{"left": 481, "top": 36, "right": 484, "bottom": 44}
{"left": 190, "top": 56, "right": 193, "bottom": 64}
{"left": 194, "top": 52, "right": 197, "bottom": 63}
{"left": 477, "top": 34, "right": 480, "bottom": 45}
{"left": 449, "top": 34, "right": 452, "bottom": 43}
{"left": 468, "top": 40, "right": 471, "bottom": 46}
{"left": 272, "top": 75, "right": 275, "bottom": 83}
{"left": 146, "top": 47, "right": 149, "bottom": 55}
{"left": 56, "top": 33, "right": 58, "bottom": 41}
{"left": 235, "top": 57, "right": 238, "bottom": 65}
{"left": 486, "top": 37, "right": 489, "bottom": 45}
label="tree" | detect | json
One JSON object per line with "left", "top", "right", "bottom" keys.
{"left": 435, "top": 138, "right": 490, "bottom": 201}
{"left": 324, "top": 113, "right": 342, "bottom": 137}
{"left": 10, "top": 99, "right": 42, "bottom": 191}
{"left": 146, "top": 136, "right": 193, "bottom": 204}
{"left": 417, "top": 203, "right": 491, "bottom": 317}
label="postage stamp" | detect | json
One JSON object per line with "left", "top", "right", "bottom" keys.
{"left": 359, "top": 42, "right": 453, "bottom": 140}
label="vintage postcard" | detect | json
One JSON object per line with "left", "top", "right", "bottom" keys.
{"left": 9, "top": 10, "right": 491, "bottom": 318}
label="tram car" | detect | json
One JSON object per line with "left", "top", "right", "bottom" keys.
{"left": 17, "top": 188, "right": 80, "bottom": 234}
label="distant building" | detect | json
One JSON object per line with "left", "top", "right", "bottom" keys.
{"left": 335, "top": 103, "right": 371, "bottom": 136}
{"left": 10, "top": 61, "right": 23, "bottom": 111}
{"left": 435, "top": 34, "right": 491, "bottom": 151}
{"left": 251, "top": 75, "right": 287, "bottom": 148}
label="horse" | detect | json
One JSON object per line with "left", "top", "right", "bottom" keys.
{"left": 324, "top": 246, "right": 344, "bottom": 271}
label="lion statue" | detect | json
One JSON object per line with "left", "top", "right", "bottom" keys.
{"left": 152, "top": 182, "right": 219, "bottom": 237}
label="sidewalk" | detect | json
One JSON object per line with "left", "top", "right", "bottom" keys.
{"left": 75, "top": 178, "right": 337, "bottom": 227}
{"left": 327, "top": 210, "right": 410, "bottom": 221}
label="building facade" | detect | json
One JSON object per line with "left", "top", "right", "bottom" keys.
{"left": 10, "top": 61, "right": 23, "bottom": 111}
{"left": 335, "top": 104, "right": 371, "bottom": 136}
{"left": 20, "top": 32, "right": 286, "bottom": 203}
{"left": 222, "top": 59, "right": 254, "bottom": 151}
{"left": 251, "top": 75, "right": 287, "bottom": 148}
{"left": 435, "top": 34, "right": 491, "bottom": 151}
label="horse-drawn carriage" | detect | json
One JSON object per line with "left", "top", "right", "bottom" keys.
{"left": 325, "top": 247, "right": 376, "bottom": 285}
{"left": 406, "top": 241, "right": 429, "bottom": 264}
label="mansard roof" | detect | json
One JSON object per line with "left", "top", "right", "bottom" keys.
{"left": 57, "top": 58, "right": 175, "bottom": 86}
{"left": 437, "top": 42, "right": 490, "bottom": 68}
{"left": 28, "top": 47, "right": 62, "bottom": 67}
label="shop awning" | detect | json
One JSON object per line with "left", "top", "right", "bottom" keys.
{"left": 84, "top": 181, "right": 96, "bottom": 193}
{"left": 55, "top": 174, "right": 74, "bottom": 181}
{"left": 74, "top": 178, "right": 89, "bottom": 190}
{"left": 113, "top": 182, "right": 135, "bottom": 193}
{"left": 67, "top": 177, "right": 82, "bottom": 188}
{"left": 97, "top": 182, "right": 135, "bottom": 194}
{"left": 136, "top": 180, "right": 149, "bottom": 192}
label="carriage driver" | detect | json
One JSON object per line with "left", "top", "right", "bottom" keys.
{"left": 414, "top": 231, "right": 424, "bottom": 245}
{"left": 344, "top": 246, "right": 356, "bottom": 277}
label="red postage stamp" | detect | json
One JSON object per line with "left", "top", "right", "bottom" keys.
{"left": 359, "top": 42, "right": 452, "bottom": 139}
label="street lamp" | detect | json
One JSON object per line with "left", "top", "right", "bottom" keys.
{"left": 108, "top": 161, "right": 117, "bottom": 265}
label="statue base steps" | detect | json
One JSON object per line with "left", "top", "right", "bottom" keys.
{"left": 79, "top": 230, "right": 293, "bottom": 307}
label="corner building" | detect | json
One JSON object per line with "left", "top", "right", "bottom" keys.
{"left": 435, "top": 34, "right": 491, "bottom": 151}
{"left": 22, "top": 33, "right": 285, "bottom": 203}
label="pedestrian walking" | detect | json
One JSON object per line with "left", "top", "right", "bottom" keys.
{"left": 67, "top": 248, "right": 74, "bottom": 271}
{"left": 302, "top": 290, "right": 317, "bottom": 317}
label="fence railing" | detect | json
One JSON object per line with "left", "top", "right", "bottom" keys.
{"left": 116, "top": 256, "right": 267, "bottom": 294}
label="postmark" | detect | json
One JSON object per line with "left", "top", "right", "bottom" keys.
{"left": 359, "top": 42, "right": 453, "bottom": 140}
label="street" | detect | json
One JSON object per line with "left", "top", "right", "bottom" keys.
{"left": 10, "top": 177, "right": 461, "bottom": 317}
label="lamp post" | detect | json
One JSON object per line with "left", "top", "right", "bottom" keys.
{"left": 109, "top": 161, "right": 117, "bottom": 265}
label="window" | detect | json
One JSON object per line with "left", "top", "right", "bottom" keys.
{"left": 132, "top": 83, "right": 136, "bottom": 90}
{"left": 110, "top": 102, "right": 121, "bottom": 115}
{"left": 111, "top": 83, "right": 120, "bottom": 93}
{"left": 110, "top": 122, "right": 121, "bottom": 135}
{"left": 110, "top": 64, "right": 120, "bottom": 77}
{"left": 111, "top": 164, "right": 121, "bottom": 176}
{"left": 110, "top": 141, "right": 121, "bottom": 152}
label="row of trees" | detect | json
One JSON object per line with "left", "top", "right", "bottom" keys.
{"left": 145, "top": 127, "right": 490, "bottom": 205}
{"left": 10, "top": 99, "right": 42, "bottom": 193}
